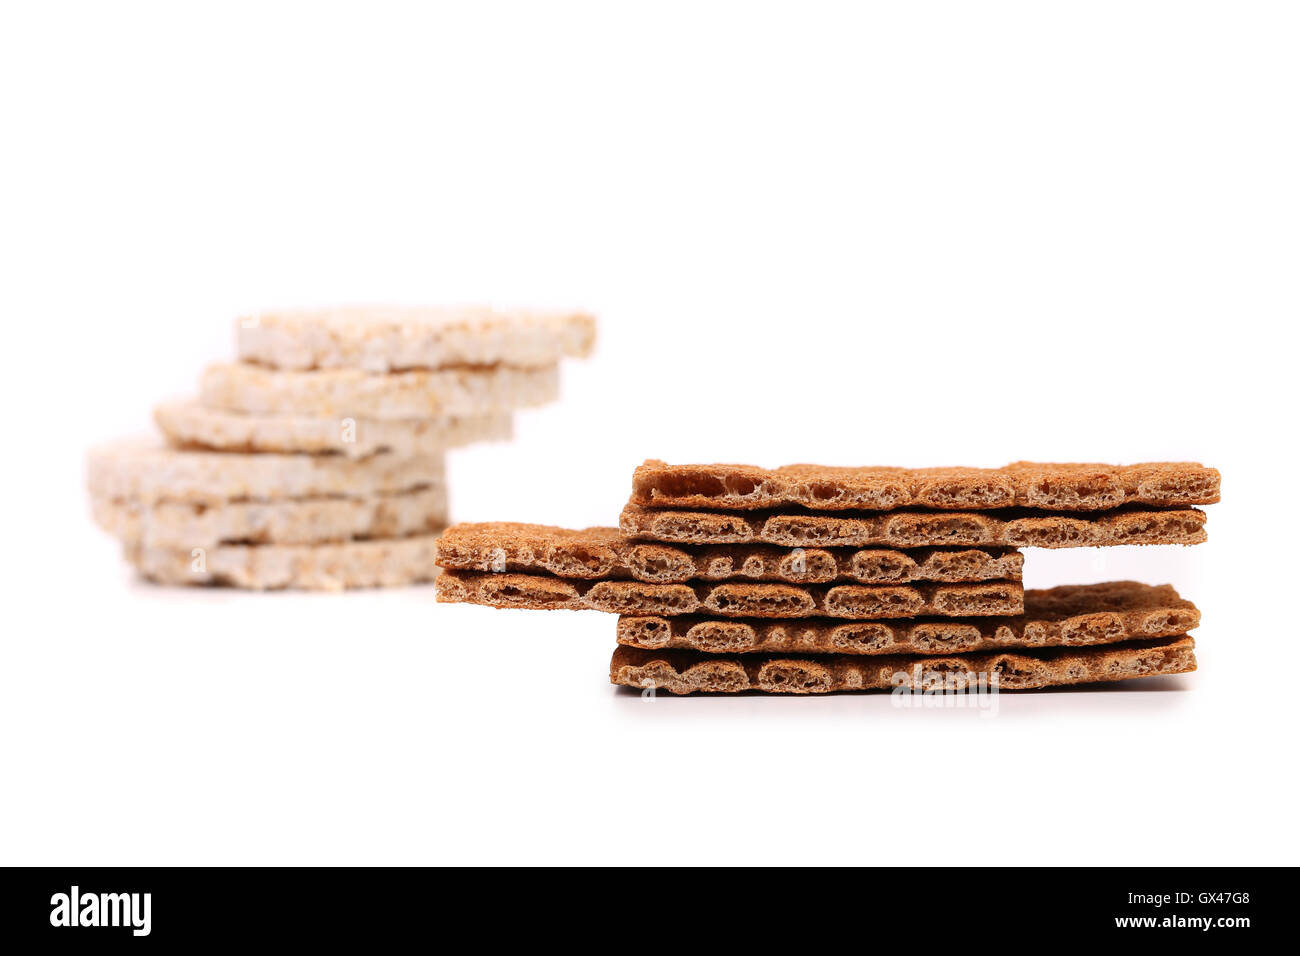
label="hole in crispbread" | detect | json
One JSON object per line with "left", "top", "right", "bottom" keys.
{"left": 778, "top": 549, "right": 836, "bottom": 580}
{"left": 725, "top": 476, "right": 759, "bottom": 497}
{"left": 708, "top": 588, "right": 810, "bottom": 615}
{"left": 1140, "top": 474, "right": 1218, "bottom": 500}
{"left": 1030, "top": 476, "right": 1121, "bottom": 509}
{"left": 627, "top": 546, "right": 693, "bottom": 583}
{"left": 849, "top": 550, "right": 913, "bottom": 582}
{"left": 1007, "top": 521, "right": 1089, "bottom": 546}
{"left": 647, "top": 474, "right": 760, "bottom": 501}
{"left": 1142, "top": 611, "right": 1192, "bottom": 633}
{"left": 548, "top": 546, "right": 613, "bottom": 576}
{"left": 694, "top": 663, "right": 750, "bottom": 693}
{"left": 806, "top": 482, "right": 845, "bottom": 503}
{"left": 909, "top": 625, "right": 980, "bottom": 652}
{"left": 925, "top": 480, "right": 1011, "bottom": 507}
{"left": 489, "top": 583, "right": 567, "bottom": 605}
{"left": 831, "top": 623, "right": 893, "bottom": 651}
{"left": 760, "top": 662, "right": 831, "bottom": 692}
{"left": 688, "top": 622, "right": 754, "bottom": 651}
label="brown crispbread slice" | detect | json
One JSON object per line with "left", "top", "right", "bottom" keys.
{"left": 433, "top": 521, "right": 1024, "bottom": 584}
{"left": 435, "top": 571, "right": 1023, "bottom": 619}
{"left": 610, "top": 635, "right": 1196, "bottom": 694}
{"left": 620, "top": 503, "right": 1207, "bottom": 549}
{"left": 631, "top": 460, "right": 1220, "bottom": 511}
{"left": 617, "top": 581, "right": 1198, "bottom": 655}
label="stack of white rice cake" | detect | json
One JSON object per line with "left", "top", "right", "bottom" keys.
{"left": 88, "top": 306, "right": 595, "bottom": 589}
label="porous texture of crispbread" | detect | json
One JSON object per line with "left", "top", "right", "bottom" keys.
{"left": 434, "top": 521, "right": 1024, "bottom": 584}
{"left": 617, "top": 581, "right": 1199, "bottom": 655}
{"left": 92, "top": 485, "right": 448, "bottom": 548}
{"left": 199, "top": 362, "right": 559, "bottom": 419}
{"left": 610, "top": 635, "right": 1196, "bottom": 694}
{"left": 620, "top": 503, "right": 1207, "bottom": 549}
{"left": 631, "top": 460, "right": 1221, "bottom": 511}
{"left": 86, "top": 439, "right": 444, "bottom": 505}
{"left": 125, "top": 533, "right": 443, "bottom": 590}
{"left": 237, "top": 306, "right": 596, "bottom": 371}
{"left": 155, "top": 399, "right": 511, "bottom": 459}
{"left": 435, "top": 572, "right": 1023, "bottom": 619}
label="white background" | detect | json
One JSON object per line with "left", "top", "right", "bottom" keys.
{"left": 1, "top": 1, "right": 1296, "bottom": 865}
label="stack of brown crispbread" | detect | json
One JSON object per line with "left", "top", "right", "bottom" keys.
{"left": 89, "top": 306, "right": 594, "bottom": 589}
{"left": 435, "top": 458, "right": 1218, "bottom": 693}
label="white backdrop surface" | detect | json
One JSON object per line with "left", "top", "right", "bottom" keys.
{"left": 0, "top": 1, "right": 1295, "bottom": 865}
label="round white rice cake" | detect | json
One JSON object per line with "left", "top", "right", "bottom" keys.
{"left": 86, "top": 439, "right": 443, "bottom": 505}
{"left": 155, "top": 399, "right": 511, "bottom": 458}
{"left": 199, "top": 362, "right": 559, "bottom": 419}
{"left": 237, "top": 305, "right": 595, "bottom": 372}
{"left": 92, "top": 485, "right": 448, "bottom": 548}
{"left": 124, "top": 533, "right": 444, "bottom": 590}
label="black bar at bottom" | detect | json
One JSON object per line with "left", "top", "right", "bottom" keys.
{"left": 0, "top": 866, "right": 1281, "bottom": 945}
